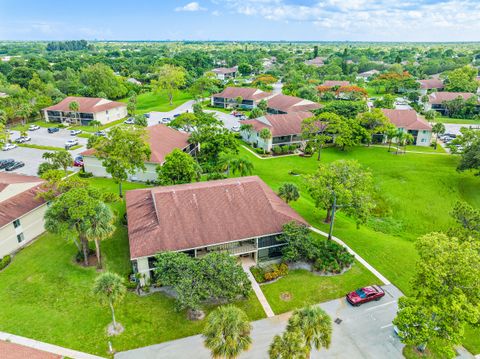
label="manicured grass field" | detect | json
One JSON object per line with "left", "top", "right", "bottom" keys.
{"left": 261, "top": 261, "right": 379, "bottom": 314}
{"left": 120, "top": 90, "right": 194, "bottom": 114}
{"left": 0, "top": 178, "right": 265, "bottom": 356}
{"left": 18, "top": 143, "right": 65, "bottom": 151}
{"left": 70, "top": 118, "right": 126, "bottom": 133}
{"left": 434, "top": 116, "right": 480, "bottom": 125}
{"left": 10, "top": 120, "right": 51, "bottom": 131}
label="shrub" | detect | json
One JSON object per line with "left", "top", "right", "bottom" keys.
{"left": 78, "top": 171, "right": 93, "bottom": 178}
{"left": 207, "top": 172, "right": 227, "bottom": 180}
{"left": 102, "top": 192, "right": 120, "bottom": 203}
{"left": 0, "top": 255, "right": 11, "bottom": 270}
{"left": 281, "top": 146, "right": 289, "bottom": 154}
{"left": 254, "top": 148, "right": 264, "bottom": 155}
{"left": 251, "top": 263, "right": 289, "bottom": 283}
{"left": 272, "top": 146, "right": 282, "bottom": 155}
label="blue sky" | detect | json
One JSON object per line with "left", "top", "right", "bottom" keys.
{"left": 0, "top": 0, "right": 479, "bottom": 42}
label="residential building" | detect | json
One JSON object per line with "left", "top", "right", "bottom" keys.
{"left": 0, "top": 92, "right": 8, "bottom": 98}
{"left": 43, "top": 96, "right": 127, "bottom": 126}
{"left": 211, "top": 87, "right": 274, "bottom": 109}
{"left": 321, "top": 80, "right": 351, "bottom": 88}
{"left": 266, "top": 93, "right": 321, "bottom": 114}
{"left": 417, "top": 79, "right": 444, "bottom": 95}
{"left": 381, "top": 109, "right": 432, "bottom": 146}
{"left": 211, "top": 66, "right": 238, "bottom": 80}
{"left": 81, "top": 124, "right": 198, "bottom": 182}
{"left": 126, "top": 176, "right": 307, "bottom": 279}
{"left": 0, "top": 173, "right": 47, "bottom": 258}
{"left": 305, "top": 57, "right": 325, "bottom": 67}
{"left": 240, "top": 112, "right": 313, "bottom": 152}
{"left": 425, "top": 92, "right": 479, "bottom": 115}
{"left": 356, "top": 70, "right": 380, "bottom": 81}
{"left": 126, "top": 78, "right": 142, "bottom": 86}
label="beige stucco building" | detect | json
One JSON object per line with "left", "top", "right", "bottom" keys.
{"left": 0, "top": 173, "right": 47, "bottom": 259}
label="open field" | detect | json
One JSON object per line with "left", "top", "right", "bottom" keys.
{"left": 120, "top": 90, "right": 194, "bottom": 114}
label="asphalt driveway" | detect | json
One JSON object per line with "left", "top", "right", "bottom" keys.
{"left": 115, "top": 284, "right": 406, "bottom": 359}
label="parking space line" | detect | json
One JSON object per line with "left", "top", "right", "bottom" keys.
{"left": 364, "top": 300, "right": 397, "bottom": 312}
{"left": 381, "top": 323, "right": 394, "bottom": 329}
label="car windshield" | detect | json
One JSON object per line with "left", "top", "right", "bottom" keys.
{"left": 355, "top": 289, "right": 366, "bottom": 298}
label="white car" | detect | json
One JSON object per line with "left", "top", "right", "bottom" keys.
{"left": 231, "top": 125, "right": 240, "bottom": 132}
{"left": 70, "top": 129, "right": 82, "bottom": 136}
{"left": 28, "top": 124, "right": 40, "bottom": 131}
{"left": 65, "top": 139, "right": 79, "bottom": 147}
{"left": 124, "top": 117, "right": 135, "bottom": 125}
{"left": 2, "top": 143, "right": 17, "bottom": 151}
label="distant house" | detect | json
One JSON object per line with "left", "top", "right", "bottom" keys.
{"left": 266, "top": 93, "right": 321, "bottom": 114}
{"left": 305, "top": 57, "right": 325, "bottom": 67}
{"left": 211, "top": 66, "right": 238, "bottom": 80}
{"left": 126, "top": 78, "right": 142, "bottom": 86}
{"left": 211, "top": 87, "right": 274, "bottom": 109}
{"left": 425, "top": 92, "right": 479, "bottom": 115}
{"left": 321, "top": 80, "right": 351, "bottom": 88}
{"left": 356, "top": 70, "right": 380, "bottom": 81}
{"left": 0, "top": 92, "right": 8, "bottom": 98}
{"left": 43, "top": 96, "right": 127, "bottom": 126}
{"left": 0, "top": 173, "right": 47, "bottom": 258}
{"left": 381, "top": 109, "right": 432, "bottom": 146}
{"left": 81, "top": 124, "right": 198, "bottom": 182}
{"left": 239, "top": 111, "right": 313, "bottom": 152}
{"left": 126, "top": 176, "right": 307, "bottom": 280}
{"left": 417, "top": 79, "right": 444, "bottom": 95}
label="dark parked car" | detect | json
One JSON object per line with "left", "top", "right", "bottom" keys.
{"left": 15, "top": 136, "right": 31, "bottom": 143}
{"left": 346, "top": 285, "right": 385, "bottom": 306}
{"left": 48, "top": 127, "right": 59, "bottom": 133}
{"left": 143, "top": 113, "right": 150, "bottom": 118}
{"left": 5, "top": 161, "right": 25, "bottom": 171}
{"left": 73, "top": 156, "right": 84, "bottom": 167}
{"left": 0, "top": 158, "right": 15, "bottom": 169}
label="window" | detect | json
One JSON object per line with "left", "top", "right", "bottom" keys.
{"left": 13, "top": 219, "right": 21, "bottom": 228}
{"left": 421, "top": 138, "right": 426, "bottom": 143}
{"left": 17, "top": 233, "right": 24, "bottom": 243}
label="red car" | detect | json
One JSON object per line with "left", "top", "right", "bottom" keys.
{"left": 73, "top": 156, "right": 84, "bottom": 167}
{"left": 346, "top": 285, "right": 385, "bottom": 306}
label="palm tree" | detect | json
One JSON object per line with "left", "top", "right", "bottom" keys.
{"left": 93, "top": 272, "right": 126, "bottom": 333}
{"left": 203, "top": 305, "right": 252, "bottom": 359}
{"left": 395, "top": 130, "right": 406, "bottom": 155}
{"left": 230, "top": 157, "right": 254, "bottom": 177}
{"left": 287, "top": 306, "right": 332, "bottom": 358}
{"left": 259, "top": 128, "right": 272, "bottom": 154}
{"left": 431, "top": 122, "right": 445, "bottom": 150}
{"left": 385, "top": 127, "right": 398, "bottom": 152}
{"left": 86, "top": 202, "right": 115, "bottom": 269}
{"left": 269, "top": 330, "right": 308, "bottom": 359}
{"left": 68, "top": 101, "right": 80, "bottom": 125}
{"left": 16, "top": 103, "right": 32, "bottom": 125}
{"left": 278, "top": 183, "right": 300, "bottom": 204}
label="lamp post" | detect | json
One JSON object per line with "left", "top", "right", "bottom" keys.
{"left": 328, "top": 191, "right": 341, "bottom": 240}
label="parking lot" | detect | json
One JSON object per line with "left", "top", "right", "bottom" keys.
{"left": 116, "top": 284, "right": 407, "bottom": 359}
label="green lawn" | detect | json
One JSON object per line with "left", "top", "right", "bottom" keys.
{"left": 120, "top": 90, "right": 194, "bottom": 114}
{"left": 10, "top": 120, "right": 52, "bottom": 131}
{"left": 69, "top": 118, "right": 126, "bottom": 133}
{"left": 434, "top": 116, "right": 480, "bottom": 125}
{"left": 404, "top": 144, "right": 446, "bottom": 153}
{"left": 261, "top": 261, "right": 379, "bottom": 314}
{"left": 0, "top": 177, "right": 264, "bottom": 357}
{"left": 236, "top": 145, "right": 480, "bottom": 354}
{"left": 18, "top": 143, "right": 65, "bottom": 151}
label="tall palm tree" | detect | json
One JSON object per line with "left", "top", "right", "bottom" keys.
{"left": 385, "top": 127, "right": 398, "bottom": 152}
{"left": 230, "top": 157, "right": 254, "bottom": 177}
{"left": 86, "top": 203, "right": 115, "bottom": 269}
{"left": 287, "top": 306, "right": 332, "bottom": 358}
{"left": 278, "top": 183, "right": 300, "bottom": 204}
{"left": 269, "top": 330, "right": 308, "bottom": 359}
{"left": 203, "top": 305, "right": 252, "bottom": 359}
{"left": 431, "top": 122, "right": 445, "bottom": 150}
{"left": 259, "top": 128, "right": 272, "bottom": 154}
{"left": 93, "top": 272, "right": 126, "bottom": 332}
{"left": 68, "top": 101, "right": 80, "bottom": 125}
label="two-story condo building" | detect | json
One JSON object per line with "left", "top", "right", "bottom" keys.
{"left": 211, "top": 66, "right": 238, "bottom": 81}
{"left": 425, "top": 92, "right": 479, "bottom": 115}
{"left": 381, "top": 109, "right": 432, "bottom": 146}
{"left": 43, "top": 96, "right": 127, "bottom": 126}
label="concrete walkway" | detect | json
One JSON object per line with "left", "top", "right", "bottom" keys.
{"left": 241, "top": 262, "right": 275, "bottom": 318}
{"left": 241, "top": 145, "right": 300, "bottom": 160}
{"left": 310, "top": 226, "right": 391, "bottom": 286}
{"left": 0, "top": 331, "right": 105, "bottom": 359}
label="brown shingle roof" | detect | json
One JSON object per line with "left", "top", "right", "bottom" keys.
{"left": 43, "top": 96, "right": 126, "bottom": 113}
{"left": 381, "top": 109, "right": 432, "bottom": 131}
{"left": 267, "top": 94, "right": 321, "bottom": 113}
{"left": 0, "top": 173, "right": 46, "bottom": 228}
{"left": 212, "top": 66, "right": 238, "bottom": 75}
{"left": 126, "top": 176, "right": 307, "bottom": 258}
{"left": 428, "top": 92, "right": 477, "bottom": 105}
{"left": 212, "top": 87, "right": 272, "bottom": 101}
{"left": 305, "top": 57, "right": 325, "bottom": 66}
{"left": 240, "top": 112, "right": 313, "bottom": 137}
{"left": 0, "top": 340, "right": 61, "bottom": 359}
{"left": 417, "top": 79, "right": 444, "bottom": 90}
{"left": 81, "top": 124, "right": 190, "bottom": 164}
{"left": 322, "top": 81, "right": 350, "bottom": 87}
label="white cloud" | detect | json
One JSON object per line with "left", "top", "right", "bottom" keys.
{"left": 211, "top": 10, "right": 221, "bottom": 16}
{"left": 175, "top": 2, "right": 207, "bottom": 12}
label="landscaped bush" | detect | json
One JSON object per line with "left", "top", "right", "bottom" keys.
{"left": 251, "top": 263, "right": 289, "bottom": 283}
{"left": 272, "top": 146, "right": 283, "bottom": 155}
{"left": 311, "top": 241, "right": 354, "bottom": 274}
{"left": 206, "top": 172, "right": 227, "bottom": 180}
{"left": 0, "top": 255, "right": 11, "bottom": 270}
{"left": 78, "top": 171, "right": 93, "bottom": 178}
{"left": 102, "top": 192, "right": 120, "bottom": 203}
{"left": 254, "top": 148, "right": 265, "bottom": 155}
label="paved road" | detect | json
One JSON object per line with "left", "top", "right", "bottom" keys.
{"left": 9, "top": 128, "right": 88, "bottom": 148}
{"left": 443, "top": 123, "right": 480, "bottom": 136}
{"left": 115, "top": 285, "right": 407, "bottom": 359}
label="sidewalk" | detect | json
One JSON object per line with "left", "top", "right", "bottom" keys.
{"left": 0, "top": 331, "right": 105, "bottom": 359}
{"left": 241, "top": 262, "right": 275, "bottom": 318}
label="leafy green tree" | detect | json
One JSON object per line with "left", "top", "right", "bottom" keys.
{"left": 444, "top": 65, "right": 479, "bottom": 93}
{"left": 279, "top": 222, "right": 313, "bottom": 263}
{"left": 373, "top": 94, "right": 395, "bottom": 109}
{"left": 304, "top": 160, "right": 375, "bottom": 226}
{"left": 151, "top": 64, "right": 187, "bottom": 105}
{"left": 320, "top": 101, "right": 367, "bottom": 119}
{"left": 358, "top": 109, "right": 394, "bottom": 146}
{"left": 42, "top": 150, "right": 73, "bottom": 175}
{"left": 286, "top": 306, "right": 332, "bottom": 358}
{"left": 301, "top": 113, "right": 333, "bottom": 161}
{"left": 127, "top": 94, "right": 137, "bottom": 116}
{"left": 203, "top": 305, "right": 252, "bottom": 359}
{"left": 238, "top": 63, "right": 252, "bottom": 76}
{"left": 94, "top": 126, "right": 151, "bottom": 197}
{"left": 37, "top": 169, "right": 88, "bottom": 202}
{"left": 133, "top": 114, "right": 148, "bottom": 127}
{"left": 431, "top": 122, "right": 445, "bottom": 150}
{"left": 393, "top": 232, "right": 480, "bottom": 357}
{"left": 257, "top": 99, "right": 268, "bottom": 112}
{"left": 235, "top": 96, "right": 244, "bottom": 108}
{"left": 191, "top": 73, "right": 220, "bottom": 99}
{"left": 258, "top": 128, "right": 272, "bottom": 154}
{"left": 453, "top": 127, "right": 480, "bottom": 175}
{"left": 80, "top": 63, "right": 127, "bottom": 99}
{"left": 450, "top": 201, "right": 480, "bottom": 238}
{"left": 248, "top": 107, "right": 265, "bottom": 119}
{"left": 424, "top": 110, "right": 437, "bottom": 121}
{"left": 269, "top": 329, "right": 308, "bottom": 359}
{"left": 93, "top": 272, "right": 126, "bottom": 333}
{"left": 157, "top": 148, "right": 200, "bottom": 185}
{"left": 278, "top": 183, "right": 300, "bottom": 204}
